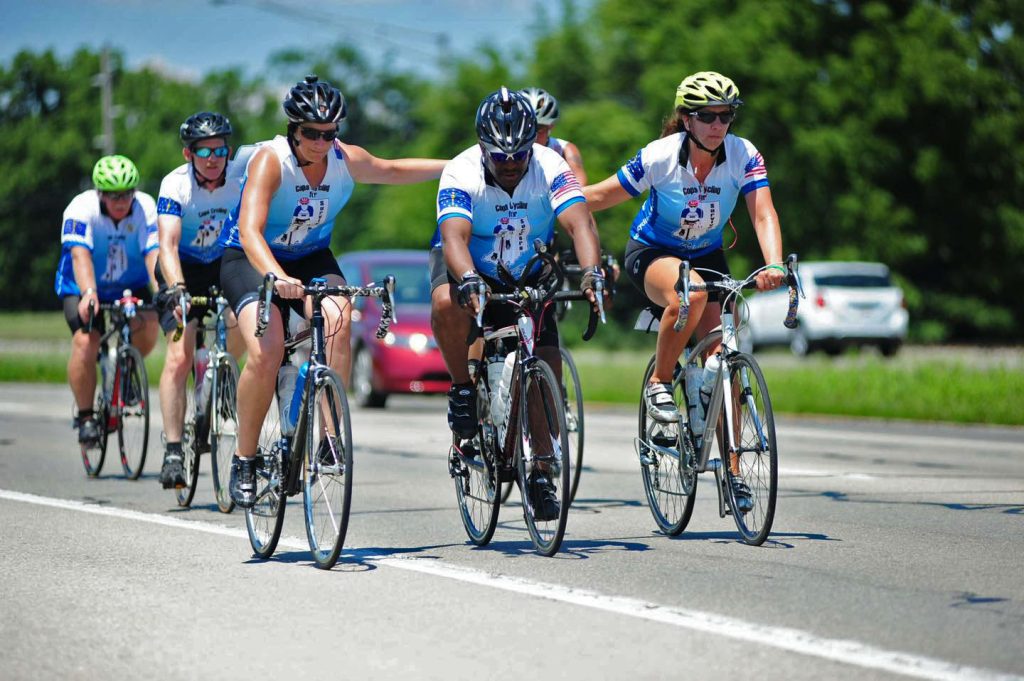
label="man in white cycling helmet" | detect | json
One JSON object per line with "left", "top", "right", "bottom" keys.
{"left": 155, "top": 111, "right": 245, "bottom": 489}
{"left": 519, "top": 87, "right": 587, "bottom": 185}
{"left": 55, "top": 155, "right": 160, "bottom": 446}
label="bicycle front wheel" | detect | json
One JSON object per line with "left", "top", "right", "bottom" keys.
{"left": 117, "top": 346, "right": 149, "bottom": 480}
{"left": 246, "top": 394, "right": 286, "bottom": 559}
{"left": 303, "top": 369, "right": 353, "bottom": 570}
{"left": 175, "top": 366, "right": 200, "bottom": 507}
{"left": 210, "top": 357, "right": 239, "bottom": 513}
{"left": 80, "top": 382, "right": 109, "bottom": 477}
{"left": 722, "top": 353, "right": 778, "bottom": 546}
{"left": 516, "top": 359, "right": 571, "bottom": 556}
{"left": 638, "top": 356, "right": 696, "bottom": 536}
{"left": 453, "top": 387, "right": 501, "bottom": 545}
{"left": 560, "top": 347, "right": 585, "bottom": 504}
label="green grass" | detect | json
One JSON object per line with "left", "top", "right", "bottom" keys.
{"left": 0, "top": 311, "right": 68, "bottom": 341}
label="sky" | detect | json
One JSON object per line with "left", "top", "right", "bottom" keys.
{"left": 0, "top": 0, "right": 574, "bottom": 81}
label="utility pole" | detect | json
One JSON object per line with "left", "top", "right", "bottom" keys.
{"left": 94, "top": 47, "right": 116, "bottom": 155}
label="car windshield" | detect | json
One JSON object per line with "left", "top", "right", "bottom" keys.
{"left": 369, "top": 263, "right": 432, "bottom": 305}
{"left": 814, "top": 273, "right": 891, "bottom": 288}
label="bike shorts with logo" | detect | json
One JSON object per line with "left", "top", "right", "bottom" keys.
{"left": 220, "top": 247, "right": 346, "bottom": 318}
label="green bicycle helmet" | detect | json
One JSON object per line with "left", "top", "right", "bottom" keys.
{"left": 674, "top": 71, "right": 743, "bottom": 110}
{"left": 92, "top": 155, "right": 140, "bottom": 192}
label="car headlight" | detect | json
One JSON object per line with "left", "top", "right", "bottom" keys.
{"left": 408, "top": 333, "right": 429, "bottom": 354}
{"left": 380, "top": 331, "right": 433, "bottom": 354}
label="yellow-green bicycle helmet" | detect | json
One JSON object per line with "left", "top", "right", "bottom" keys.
{"left": 674, "top": 71, "right": 743, "bottom": 110}
{"left": 92, "top": 155, "right": 140, "bottom": 192}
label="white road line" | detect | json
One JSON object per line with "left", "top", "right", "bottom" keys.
{"left": 1, "top": 488, "right": 1020, "bottom": 681}
{"left": 780, "top": 426, "right": 1024, "bottom": 453}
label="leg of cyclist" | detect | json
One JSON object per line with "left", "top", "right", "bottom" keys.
{"left": 430, "top": 270, "right": 476, "bottom": 440}
{"left": 130, "top": 311, "right": 160, "bottom": 357}
{"left": 157, "top": 317, "right": 197, "bottom": 488}
{"left": 64, "top": 295, "right": 102, "bottom": 442}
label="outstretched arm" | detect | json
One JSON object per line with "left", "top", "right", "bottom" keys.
{"left": 342, "top": 142, "right": 446, "bottom": 185}
{"left": 562, "top": 141, "right": 588, "bottom": 186}
{"left": 583, "top": 174, "right": 633, "bottom": 212}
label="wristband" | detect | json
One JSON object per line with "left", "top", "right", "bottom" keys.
{"left": 83, "top": 287, "right": 96, "bottom": 296}
{"left": 765, "top": 264, "right": 786, "bottom": 275}
{"left": 461, "top": 270, "right": 477, "bottom": 281}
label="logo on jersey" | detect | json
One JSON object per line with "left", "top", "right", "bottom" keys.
{"left": 488, "top": 217, "right": 531, "bottom": 275}
{"left": 550, "top": 171, "right": 582, "bottom": 203}
{"left": 681, "top": 199, "right": 703, "bottom": 224}
{"left": 273, "top": 197, "right": 330, "bottom": 248}
{"left": 625, "top": 150, "right": 645, "bottom": 183}
{"left": 192, "top": 219, "right": 223, "bottom": 249}
{"left": 62, "top": 219, "right": 87, "bottom": 237}
{"left": 157, "top": 197, "right": 184, "bottom": 217}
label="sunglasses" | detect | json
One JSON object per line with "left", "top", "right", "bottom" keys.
{"left": 192, "top": 146, "right": 230, "bottom": 159}
{"left": 690, "top": 110, "right": 736, "bottom": 125}
{"left": 101, "top": 190, "right": 135, "bottom": 201}
{"left": 298, "top": 126, "right": 339, "bottom": 142}
{"left": 486, "top": 149, "right": 530, "bottom": 164}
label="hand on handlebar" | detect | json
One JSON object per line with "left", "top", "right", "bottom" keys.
{"left": 580, "top": 265, "right": 607, "bottom": 323}
{"left": 77, "top": 292, "right": 98, "bottom": 325}
{"left": 755, "top": 265, "right": 786, "bottom": 292}
{"left": 273, "top": 274, "right": 305, "bottom": 300}
{"left": 456, "top": 272, "right": 488, "bottom": 318}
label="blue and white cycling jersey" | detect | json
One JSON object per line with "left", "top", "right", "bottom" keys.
{"left": 617, "top": 133, "right": 769, "bottom": 256}
{"left": 157, "top": 162, "right": 242, "bottom": 265}
{"left": 54, "top": 190, "right": 158, "bottom": 301}
{"left": 221, "top": 135, "right": 355, "bottom": 260}
{"left": 546, "top": 136, "right": 570, "bottom": 158}
{"left": 434, "top": 144, "right": 585, "bottom": 280}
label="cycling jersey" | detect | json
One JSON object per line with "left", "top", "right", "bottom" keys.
{"left": 435, "top": 144, "right": 584, "bottom": 281}
{"left": 221, "top": 136, "right": 355, "bottom": 260}
{"left": 54, "top": 190, "right": 158, "bottom": 301}
{"left": 157, "top": 162, "right": 242, "bottom": 264}
{"left": 617, "top": 133, "right": 769, "bottom": 256}
{"left": 546, "top": 137, "right": 570, "bottom": 158}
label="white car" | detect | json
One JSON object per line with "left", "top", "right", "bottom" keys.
{"left": 740, "top": 261, "right": 908, "bottom": 356}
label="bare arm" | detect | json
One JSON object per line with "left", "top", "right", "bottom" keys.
{"left": 583, "top": 174, "right": 634, "bottom": 212}
{"left": 71, "top": 246, "right": 98, "bottom": 321}
{"left": 342, "top": 143, "right": 446, "bottom": 185}
{"left": 561, "top": 141, "right": 588, "bottom": 186}
{"left": 145, "top": 249, "right": 159, "bottom": 294}
{"left": 440, "top": 216, "right": 475, "bottom": 280}
{"left": 744, "top": 187, "right": 784, "bottom": 290}
{"left": 555, "top": 202, "right": 600, "bottom": 270}
{"left": 157, "top": 214, "right": 185, "bottom": 287}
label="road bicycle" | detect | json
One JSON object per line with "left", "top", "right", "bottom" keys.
{"left": 77, "top": 290, "right": 153, "bottom": 479}
{"left": 169, "top": 288, "right": 240, "bottom": 511}
{"left": 635, "top": 255, "right": 801, "bottom": 545}
{"left": 246, "top": 273, "right": 395, "bottom": 569}
{"left": 448, "top": 241, "right": 603, "bottom": 556}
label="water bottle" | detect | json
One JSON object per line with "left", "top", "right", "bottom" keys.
{"left": 684, "top": 365, "right": 705, "bottom": 438}
{"left": 698, "top": 354, "right": 721, "bottom": 416}
{"left": 489, "top": 353, "right": 515, "bottom": 431}
{"left": 277, "top": 364, "right": 299, "bottom": 436}
{"left": 193, "top": 348, "right": 210, "bottom": 413}
{"left": 102, "top": 344, "right": 116, "bottom": 399}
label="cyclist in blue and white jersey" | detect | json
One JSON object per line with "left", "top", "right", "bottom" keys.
{"left": 430, "top": 87, "right": 604, "bottom": 520}
{"left": 155, "top": 111, "right": 245, "bottom": 489}
{"left": 221, "top": 75, "right": 446, "bottom": 508}
{"left": 584, "top": 71, "right": 784, "bottom": 491}
{"left": 55, "top": 155, "right": 160, "bottom": 445}
{"left": 519, "top": 87, "right": 588, "bottom": 185}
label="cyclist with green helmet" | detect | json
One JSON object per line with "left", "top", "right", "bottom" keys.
{"left": 584, "top": 71, "right": 784, "bottom": 506}
{"left": 55, "top": 154, "right": 161, "bottom": 445}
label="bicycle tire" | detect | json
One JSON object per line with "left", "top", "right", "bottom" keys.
{"left": 721, "top": 353, "right": 778, "bottom": 546}
{"left": 174, "top": 365, "right": 200, "bottom": 507}
{"left": 246, "top": 393, "right": 286, "bottom": 559}
{"left": 560, "top": 346, "right": 585, "bottom": 504}
{"left": 516, "top": 359, "right": 571, "bottom": 556}
{"left": 210, "top": 357, "right": 239, "bottom": 513}
{"left": 80, "top": 381, "right": 109, "bottom": 477}
{"left": 638, "top": 355, "right": 696, "bottom": 536}
{"left": 453, "top": 385, "right": 502, "bottom": 545}
{"left": 117, "top": 345, "right": 149, "bottom": 480}
{"left": 302, "top": 369, "right": 353, "bottom": 569}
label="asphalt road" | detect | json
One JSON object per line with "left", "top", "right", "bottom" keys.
{"left": 1, "top": 383, "right": 1022, "bottom": 680}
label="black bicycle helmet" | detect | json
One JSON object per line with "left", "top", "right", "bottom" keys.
{"left": 179, "top": 111, "right": 233, "bottom": 147}
{"left": 475, "top": 86, "right": 537, "bottom": 154}
{"left": 283, "top": 74, "right": 347, "bottom": 124}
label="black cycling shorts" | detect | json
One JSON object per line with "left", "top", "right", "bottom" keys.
{"left": 155, "top": 259, "right": 222, "bottom": 334}
{"left": 62, "top": 288, "right": 154, "bottom": 336}
{"left": 220, "top": 247, "right": 346, "bottom": 318}
{"left": 624, "top": 238, "right": 731, "bottom": 309}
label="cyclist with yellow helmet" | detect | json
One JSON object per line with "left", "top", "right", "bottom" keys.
{"left": 584, "top": 71, "right": 784, "bottom": 504}
{"left": 55, "top": 154, "right": 161, "bottom": 445}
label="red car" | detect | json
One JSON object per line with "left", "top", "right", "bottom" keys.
{"left": 337, "top": 250, "right": 450, "bottom": 407}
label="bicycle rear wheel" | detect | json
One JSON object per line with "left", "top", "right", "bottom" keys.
{"left": 117, "top": 346, "right": 149, "bottom": 480}
{"left": 303, "top": 369, "right": 353, "bottom": 569}
{"left": 80, "top": 381, "right": 109, "bottom": 477}
{"left": 721, "top": 353, "right": 778, "bottom": 546}
{"left": 175, "top": 366, "right": 200, "bottom": 507}
{"left": 637, "top": 356, "right": 696, "bottom": 536}
{"left": 246, "top": 394, "right": 286, "bottom": 559}
{"left": 210, "top": 357, "right": 239, "bottom": 513}
{"left": 516, "top": 359, "right": 570, "bottom": 556}
{"left": 560, "top": 347, "right": 585, "bottom": 503}
{"left": 453, "top": 387, "right": 501, "bottom": 545}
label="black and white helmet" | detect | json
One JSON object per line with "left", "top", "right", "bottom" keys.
{"left": 519, "top": 87, "right": 559, "bottom": 126}
{"left": 179, "top": 111, "right": 233, "bottom": 147}
{"left": 475, "top": 86, "right": 537, "bottom": 154}
{"left": 283, "top": 75, "right": 347, "bottom": 124}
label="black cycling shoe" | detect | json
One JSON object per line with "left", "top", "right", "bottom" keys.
{"left": 229, "top": 455, "right": 258, "bottom": 508}
{"left": 529, "top": 473, "right": 561, "bottom": 522}
{"left": 159, "top": 446, "right": 187, "bottom": 489}
{"left": 447, "top": 382, "right": 478, "bottom": 439}
{"left": 77, "top": 415, "right": 101, "bottom": 445}
{"left": 730, "top": 477, "right": 754, "bottom": 514}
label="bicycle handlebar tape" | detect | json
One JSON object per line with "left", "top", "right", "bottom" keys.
{"left": 255, "top": 273, "right": 276, "bottom": 338}
{"left": 674, "top": 261, "right": 692, "bottom": 333}
{"left": 784, "top": 253, "right": 800, "bottom": 329}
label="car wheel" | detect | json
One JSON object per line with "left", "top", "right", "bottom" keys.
{"left": 352, "top": 346, "right": 387, "bottom": 408}
{"left": 879, "top": 340, "right": 902, "bottom": 357}
{"left": 789, "top": 330, "right": 811, "bottom": 357}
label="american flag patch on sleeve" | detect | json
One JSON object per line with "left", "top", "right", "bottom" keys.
{"left": 550, "top": 171, "right": 582, "bottom": 201}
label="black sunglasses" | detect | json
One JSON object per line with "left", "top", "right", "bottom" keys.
{"left": 192, "top": 146, "right": 230, "bottom": 158}
{"left": 298, "top": 126, "right": 339, "bottom": 142}
{"left": 690, "top": 110, "right": 736, "bottom": 125}
{"left": 101, "top": 190, "right": 135, "bottom": 201}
